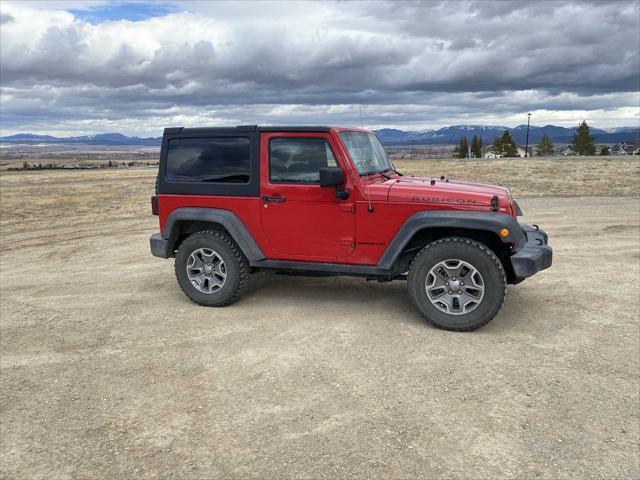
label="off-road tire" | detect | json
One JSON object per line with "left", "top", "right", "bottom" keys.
{"left": 175, "top": 230, "right": 249, "bottom": 306}
{"left": 408, "top": 237, "right": 506, "bottom": 331}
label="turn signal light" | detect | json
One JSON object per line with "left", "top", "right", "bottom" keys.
{"left": 499, "top": 228, "right": 510, "bottom": 238}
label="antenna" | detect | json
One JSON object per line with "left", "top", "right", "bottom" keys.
{"left": 359, "top": 105, "right": 363, "bottom": 128}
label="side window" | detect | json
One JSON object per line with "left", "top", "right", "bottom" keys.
{"left": 166, "top": 137, "right": 250, "bottom": 183}
{"left": 269, "top": 138, "right": 337, "bottom": 183}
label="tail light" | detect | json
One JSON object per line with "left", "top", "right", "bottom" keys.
{"left": 151, "top": 196, "right": 158, "bottom": 215}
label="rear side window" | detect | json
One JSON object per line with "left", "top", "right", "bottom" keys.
{"left": 166, "top": 137, "right": 250, "bottom": 183}
{"left": 269, "top": 138, "right": 337, "bottom": 183}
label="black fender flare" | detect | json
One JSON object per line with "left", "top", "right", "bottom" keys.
{"left": 377, "top": 210, "right": 525, "bottom": 270}
{"left": 162, "top": 207, "right": 265, "bottom": 261}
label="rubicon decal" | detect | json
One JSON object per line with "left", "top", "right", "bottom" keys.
{"left": 411, "top": 196, "right": 479, "bottom": 205}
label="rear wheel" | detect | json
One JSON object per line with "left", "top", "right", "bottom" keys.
{"left": 175, "top": 230, "right": 249, "bottom": 306}
{"left": 408, "top": 237, "right": 506, "bottom": 331}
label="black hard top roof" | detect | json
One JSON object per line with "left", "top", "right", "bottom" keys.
{"left": 164, "top": 125, "right": 333, "bottom": 135}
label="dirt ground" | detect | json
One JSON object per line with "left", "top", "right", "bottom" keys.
{"left": 0, "top": 160, "right": 639, "bottom": 479}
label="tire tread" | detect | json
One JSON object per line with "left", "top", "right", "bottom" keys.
{"left": 408, "top": 237, "right": 506, "bottom": 331}
{"left": 174, "top": 229, "right": 249, "bottom": 306}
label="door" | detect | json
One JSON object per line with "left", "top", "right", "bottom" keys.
{"left": 260, "top": 132, "right": 355, "bottom": 261}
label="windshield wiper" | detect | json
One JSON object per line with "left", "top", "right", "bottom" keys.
{"left": 359, "top": 170, "right": 391, "bottom": 179}
{"left": 383, "top": 168, "right": 403, "bottom": 177}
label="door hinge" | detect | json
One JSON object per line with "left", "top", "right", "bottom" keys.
{"left": 340, "top": 237, "right": 355, "bottom": 247}
{"left": 339, "top": 203, "right": 355, "bottom": 213}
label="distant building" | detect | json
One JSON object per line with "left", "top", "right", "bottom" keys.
{"left": 483, "top": 146, "right": 530, "bottom": 158}
{"left": 610, "top": 143, "right": 628, "bottom": 155}
{"left": 558, "top": 146, "right": 575, "bottom": 156}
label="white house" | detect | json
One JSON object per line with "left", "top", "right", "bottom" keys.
{"left": 610, "top": 142, "right": 639, "bottom": 155}
{"left": 484, "top": 146, "right": 530, "bottom": 158}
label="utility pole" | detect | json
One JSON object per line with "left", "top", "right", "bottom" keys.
{"left": 524, "top": 112, "right": 531, "bottom": 158}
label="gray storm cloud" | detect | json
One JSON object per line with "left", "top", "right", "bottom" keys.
{"left": 0, "top": 0, "right": 638, "bottom": 135}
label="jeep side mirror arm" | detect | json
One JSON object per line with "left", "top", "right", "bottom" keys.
{"left": 319, "top": 167, "right": 350, "bottom": 200}
{"left": 335, "top": 188, "right": 350, "bottom": 200}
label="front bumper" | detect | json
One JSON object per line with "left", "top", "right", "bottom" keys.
{"left": 150, "top": 233, "right": 171, "bottom": 258}
{"left": 510, "top": 224, "right": 552, "bottom": 280}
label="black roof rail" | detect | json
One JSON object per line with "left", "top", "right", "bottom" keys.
{"left": 163, "top": 125, "right": 343, "bottom": 135}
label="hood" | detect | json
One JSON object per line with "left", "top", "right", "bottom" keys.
{"left": 367, "top": 175, "right": 514, "bottom": 213}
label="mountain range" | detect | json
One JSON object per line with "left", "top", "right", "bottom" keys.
{"left": 1, "top": 125, "right": 638, "bottom": 146}
{"left": 0, "top": 132, "right": 162, "bottom": 146}
{"left": 374, "top": 125, "right": 640, "bottom": 145}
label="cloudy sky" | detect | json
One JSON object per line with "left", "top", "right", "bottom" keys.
{"left": 1, "top": 0, "right": 639, "bottom": 136}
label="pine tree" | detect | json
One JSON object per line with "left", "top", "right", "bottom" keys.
{"left": 500, "top": 130, "right": 519, "bottom": 157}
{"left": 600, "top": 146, "right": 610, "bottom": 156}
{"left": 470, "top": 135, "right": 482, "bottom": 158}
{"left": 492, "top": 136, "right": 503, "bottom": 156}
{"left": 453, "top": 137, "right": 468, "bottom": 158}
{"left": 570, "top": 120, "right": 596, "bottom": 156}
{"left": 536, "top": 133, "right": 555, "bottom": 156}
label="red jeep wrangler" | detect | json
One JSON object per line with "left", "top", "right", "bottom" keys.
{"left": 150, "top": 126, "right": 552, "bottom": 331}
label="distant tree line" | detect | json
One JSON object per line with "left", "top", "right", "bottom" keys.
{"left": 450, "top": 120, "right": 607, "bottom": 158}
{"left": 453, "top": 135, "right": 483, "bottom": 158}
{"left": 17, "top": 160, "right": 156, "bottom": 171}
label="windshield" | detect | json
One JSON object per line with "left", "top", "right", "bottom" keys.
{"left": 339, "top": 131, "right": 393, "bottom": 176}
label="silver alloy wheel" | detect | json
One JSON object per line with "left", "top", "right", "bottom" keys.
{"left": 425, "top": 259, "right": 485, "bottom": 315}
{"left": 186, "top": 248, "right": 227, "bottom": 294}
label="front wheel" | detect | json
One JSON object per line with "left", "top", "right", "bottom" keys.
{"left": 408, "top": 237, "right": 506, "bottom": 331}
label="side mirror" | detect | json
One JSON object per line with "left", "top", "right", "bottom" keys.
{"left": 319, "top": 166, "right": 350, "bottom": 200}
{"left": 319, "top": 167, "right": 344, "bottom": 187}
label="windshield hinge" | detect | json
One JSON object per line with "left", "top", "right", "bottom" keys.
{"left": 491, "top": 195, "right": 500, "bottom": 212}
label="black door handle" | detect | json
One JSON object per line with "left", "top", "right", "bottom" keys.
{"left": 263, "top": 195, "right": 286, "bottom": 203}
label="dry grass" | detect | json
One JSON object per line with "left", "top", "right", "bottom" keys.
{"left": 1, "top": 156, "right": 638, "bottom": 237}
{"left": 395, "top": 156, "right": 640, "bottom": 198}
{"left": 0, "top": 168, "right": 156, "bottom": 236}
